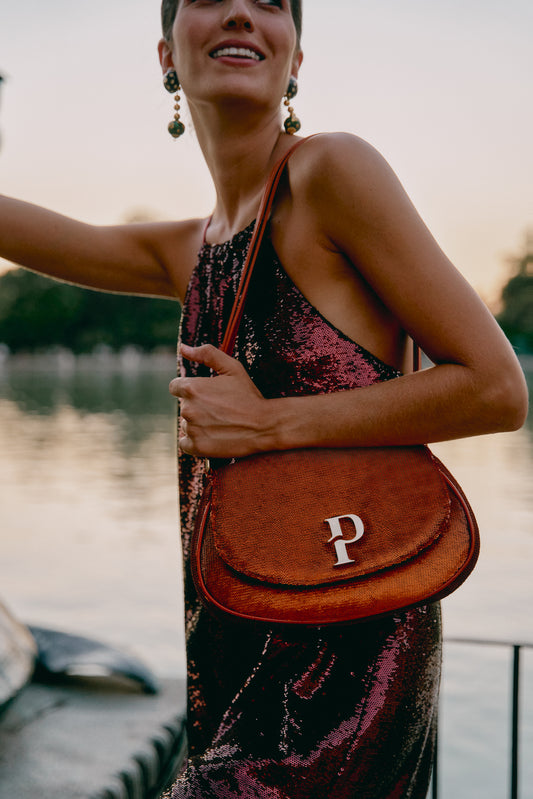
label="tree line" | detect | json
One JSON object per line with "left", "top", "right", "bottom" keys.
{"left": 0, "top": 268, "right": 180, "bottom": 353}
{"left": 0, "top": 244, "right": 532, "bottom": 354}
{"left": 497, "top": 242, "right": 533, "bottom": 354}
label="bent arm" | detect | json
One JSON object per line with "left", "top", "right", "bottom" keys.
{"left": 269, "top": 359, "right": 525, "bottom": 452}
{"left": 266, "top": 134, "right": 527, "bottom": 448}
{"left": 0, "top": 194, "right": 203, "bottom": 300}
{"left": 172, "top": 135, "right": 528, "bottom": 458}
{"left": 174, "top": 339, "right": 526, "bottom": 459}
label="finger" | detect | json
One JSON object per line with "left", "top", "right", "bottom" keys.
{"left": 169, "top": 376, "right": 194, "bottom": 398}
{"left": 180, "top": 343, "right": 243, "bottom": 376}
{"left": 179, "top": 439, "right": 208, "bottom": 458}
{"left": 178, "top": 433, "right": 194, "bottom": 455}
{"left": 178, "top": 416, "right": 194, "bottom": 454}
{"left": 178, "top": 423, "right": 205, "bottom": 457}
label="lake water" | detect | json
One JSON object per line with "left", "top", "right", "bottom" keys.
{"left": 1, "top": 352, "right": 531, "bottom": 798}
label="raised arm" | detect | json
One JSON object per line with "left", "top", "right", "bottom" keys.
{"left": 0, "top": 194, "right": 205, "bottom": 301}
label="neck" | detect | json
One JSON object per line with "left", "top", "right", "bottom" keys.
{"left": 189, "top": 101, "right": 294, "bottom": 242}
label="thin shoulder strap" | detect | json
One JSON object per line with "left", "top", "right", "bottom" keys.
{"left": 220, "top": 136, "right": 311, "bottom": 355}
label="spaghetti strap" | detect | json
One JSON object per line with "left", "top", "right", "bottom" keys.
{"left": 201, "top": 216, "right": 212, "bottom": 246}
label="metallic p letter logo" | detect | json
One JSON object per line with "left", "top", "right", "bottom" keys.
{"left": 325, "top": 514, "right": 365, "bottom": 567}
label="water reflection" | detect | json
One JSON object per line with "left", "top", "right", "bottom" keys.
{"left": 0, "top": 359, "right": 531, "bottom": 798}
{"left": 0, "top": 359, "right": 531, "bottom": 665}
{"left": 0, "top": 356, "right": 179, "bottom": 457}
{"left": 0, "top": 357, "right": 184, "bottom": 679}
{"left": 1, "top": 360, "right": 177, "bottom": 416}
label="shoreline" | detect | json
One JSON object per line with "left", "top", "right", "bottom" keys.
{"left": 1, "top": 345, "right": 531, "bottom": 374}
{"left": 0, "top": 345, "right": 178, "bottom": 373}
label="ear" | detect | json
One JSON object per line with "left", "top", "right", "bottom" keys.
{"left": 291, "top": 49, "right": 304, "bottom": 80}
{"left": 158, "top": 38, "right": 175, "bottom": 75}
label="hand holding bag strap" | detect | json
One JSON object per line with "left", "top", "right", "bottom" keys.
{"left": 220, "top": 136, "right": 311, "bottom": 356}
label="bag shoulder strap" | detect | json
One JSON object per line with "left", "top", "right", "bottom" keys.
{"left": 220, "top": 136, "right": 311, "bottom": 355}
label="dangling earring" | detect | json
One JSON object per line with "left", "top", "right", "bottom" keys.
{"left": 163, "top": 69, "right": 185, "bottom": 139}
{"left": 283, "top": 77, "right": 301, "bottom": 135}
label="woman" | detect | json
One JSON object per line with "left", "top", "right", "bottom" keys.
{"left": 0, "top": 0, "right": 528, "bottom": 796}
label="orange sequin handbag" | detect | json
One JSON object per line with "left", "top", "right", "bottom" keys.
{"left": 190, "top": 141, "right": 480, "bottom": 626}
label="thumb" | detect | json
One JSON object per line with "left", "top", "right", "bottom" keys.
{"left": 180, "top": 343, "right": 242, "bottom": 376}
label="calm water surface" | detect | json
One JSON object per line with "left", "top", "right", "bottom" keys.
{"left": 1, "top": 354, "right": 531, "bottom": 798}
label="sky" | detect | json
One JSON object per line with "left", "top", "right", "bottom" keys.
{"left": 0, "top": 0, "right": 531, "bottom": 305}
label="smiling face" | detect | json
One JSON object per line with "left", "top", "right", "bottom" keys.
{"left": 159, "top": 0, "right": 302, "bottom": 119}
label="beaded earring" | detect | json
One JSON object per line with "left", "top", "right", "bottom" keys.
{"left": 283, "top": 77, "right": 301, "bottom": 135}
{"left": 163, "top": 69, "right": 185, "bottom": 139}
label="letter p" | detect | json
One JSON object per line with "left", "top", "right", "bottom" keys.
{"left": 325, "top": 514, "right": 365, "bottom": 567}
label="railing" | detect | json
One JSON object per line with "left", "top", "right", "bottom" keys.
{"left": 431, "top": 638, "right": 533, "bottom": 799}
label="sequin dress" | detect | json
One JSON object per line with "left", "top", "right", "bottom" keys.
{"left": 164, "top": 222, "right": 442, "bottom": 799}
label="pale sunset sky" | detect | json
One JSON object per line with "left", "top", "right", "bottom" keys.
{"left": 0, "top": 0, "right": 531, "bottom": 305}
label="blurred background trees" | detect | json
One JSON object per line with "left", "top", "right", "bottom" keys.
{"left": 0, "top": 268, "right": 180, "bottom": 353}
{"left": 0, "top": 229, "right": 531, "bottom": 356}
{"left": 497, "top": 231, "right": 533, "bottom": 354}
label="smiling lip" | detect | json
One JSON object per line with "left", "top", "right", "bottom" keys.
{"left": 209, "top": 41, "right": 265, "bottom": 61}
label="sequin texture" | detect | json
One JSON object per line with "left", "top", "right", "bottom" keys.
{"left": 165, "top": 224, "right": 442, "bottom": 798}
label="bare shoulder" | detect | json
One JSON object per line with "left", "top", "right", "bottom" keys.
{"left": 287, "top": 132, "right": 392, "bottom": 202}
{"left": 280, "top": 132, "right": 518, "bottom": 375}
{"left": 278, "top": 131, "right": 410, "bottom": 275}
{"left": 285, "top": 130, "right": 438, "bottom": 271}
{"left": 283, "top": 131, "right": 408, "bottom": 259}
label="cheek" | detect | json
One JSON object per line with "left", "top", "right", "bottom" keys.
{"left": 172, "top": 18, "right": 195, "bottom": 73}
{"left": 173, "top": 6, "right": 208, "bottom": 58}
{"left": 272, "top": 19, "right": 299, "bottom": 64}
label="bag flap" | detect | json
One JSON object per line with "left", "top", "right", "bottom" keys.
{"left": 209, "top": 446, "right": 452, "bottom": 588}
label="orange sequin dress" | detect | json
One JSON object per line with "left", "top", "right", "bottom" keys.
{"left": 164, "top": 223, "right": 441, "bottom": 799}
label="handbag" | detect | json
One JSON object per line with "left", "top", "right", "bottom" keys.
{"left": 190, "top": 139, "right": 480, "bottom": 626}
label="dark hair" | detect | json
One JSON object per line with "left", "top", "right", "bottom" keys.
{"left": 161, "top": 0, "right": 302, "bottom": 47}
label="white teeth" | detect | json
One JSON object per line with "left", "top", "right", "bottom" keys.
{"left": 211, "top": 47, "right": 261, "bottom": 61}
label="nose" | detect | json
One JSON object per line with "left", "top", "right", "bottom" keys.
{"left": 222, "top": 0, "right": 254, "bottom": 32}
